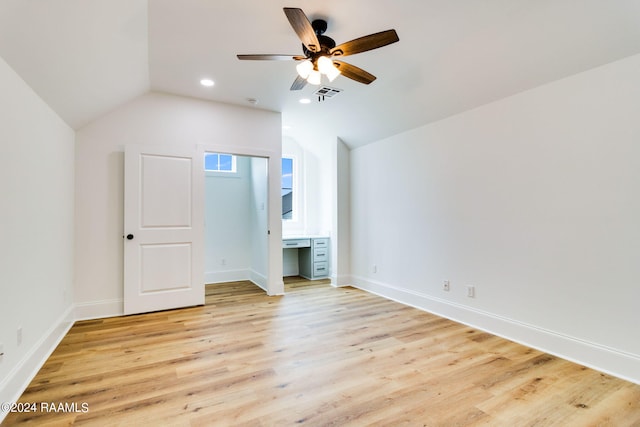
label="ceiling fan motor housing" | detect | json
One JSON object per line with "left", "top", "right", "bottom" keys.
{"left": 312, "top": 19, "right": 328, "bottom": 35}
{"left": 302, "top": 35, "right": 336, "bottom": 57}
{"left": 302, "top": 19, "right": 336, "bottom": 57}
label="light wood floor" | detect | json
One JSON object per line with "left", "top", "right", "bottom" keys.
{"left": 4, "top": 278, "right": 640, "bottom": 426}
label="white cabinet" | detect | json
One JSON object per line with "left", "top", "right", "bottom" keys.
{"left": 283, "top": 237, "right": 330, "bottom": 280}
{"left": 282, "top": 238, "right": 311, "bottom": 249}
{"left": 299, "top": 237, "right": 330, "bottom": 280}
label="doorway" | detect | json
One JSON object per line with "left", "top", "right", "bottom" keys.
{"left": 203, "top": 152, "right": 270, "bottom": 292}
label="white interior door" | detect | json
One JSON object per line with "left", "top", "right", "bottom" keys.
{"left": 124, "top": 145, "right": 204, "bottom": 315}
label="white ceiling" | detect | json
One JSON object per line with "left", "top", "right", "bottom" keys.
{"left": 2, "top": 0, "right": 640, "bottom": 148}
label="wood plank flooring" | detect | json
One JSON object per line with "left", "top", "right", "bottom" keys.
{"left": 3, "top": 278, "right": 640, "bottom": 426}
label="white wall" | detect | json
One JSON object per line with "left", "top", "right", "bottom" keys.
{"left": 282, "top": 134, "right": 335, "bottom": 280}
{"left": 0, "top": 56, "right": 75, "bottom": 410}
{"left": 282, "top": 135, "right": 333, "bottom": 237}
{"left": 282, "top": 135, "right": 336, "bottom": 280}
{"left": 249, "top": 157, "right": 269, "bottom": 288}
{"left": 75, "top": 92, "right": 282, "bottom": 318}
{"left": 350, "top": 54, "right": 640, "bottom": 383}
{"left": 301, "top": 135, "right": 334, "bottom": 237}
{"left": 282, "top": 137, "right": 306, "bottom": 236}
{"left": 332, "top": 138, "right": 351, "bottom": 286}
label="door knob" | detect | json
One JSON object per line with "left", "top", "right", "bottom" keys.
{"left": 126, "top": 234, "right": 134, "bottom": 240}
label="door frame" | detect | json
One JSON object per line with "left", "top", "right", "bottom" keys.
{"left": 198, "top": 144, "right": 284, "bottom": 296}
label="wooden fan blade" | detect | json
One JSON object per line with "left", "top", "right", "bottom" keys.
{"left": 290, "top": 75, "right": 307, "bottom": 91}
{"left": 333, "top": 60, "right": 376, "bottom": 84}
{"left": 237, "top": 54, "right": 306, "bottom": 61}
{"left": 283, "top": 7, "right": 320, "bottom": 53}
{"left": 330, "top": 29, "right": 399, "bottom": 57}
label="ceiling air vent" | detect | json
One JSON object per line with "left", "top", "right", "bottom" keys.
{"left": 313, "top": 86, "right": 342, "bottom": 102}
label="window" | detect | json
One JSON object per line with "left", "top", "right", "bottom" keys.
{"left": 282, "top": 157, "right": 293, "bottom": 219}
{"left": 205, "top": 153, "right": 236, "bottom": 173}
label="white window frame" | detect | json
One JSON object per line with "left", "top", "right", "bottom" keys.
{"left": 282, "top": 153, "right": 305, "bottom": 235}
{"left": 282, "top": 156, "right": 295, "bottom": 221}
{"left": 204, "top": 152, "right": 237, "bottom": 174}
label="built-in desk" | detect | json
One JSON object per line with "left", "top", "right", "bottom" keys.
{"left": 282, "top": 237, "right": 330, "bottom": 280}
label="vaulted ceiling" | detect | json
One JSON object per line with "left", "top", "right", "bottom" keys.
{"left": 2, "top": 0, "right": 640, "bottom": 147}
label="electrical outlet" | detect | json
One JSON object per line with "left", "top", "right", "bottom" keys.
{"left": 17, "top": 327, "right": 23, "bottom": 345}
{"left": 443, "top": 280, "right": 450, "bottom": 291}
{"left": 466, "top": 286, "right": 475, "bottom": 298}
{"left": 372, "top": 264, "right": 377, "bottom": 273}
{"left": 221, "top": 258, "right": 226, "bottom": 266}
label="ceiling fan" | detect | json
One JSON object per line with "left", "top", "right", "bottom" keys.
{"left": 237, "top": 7, "right": 399, "bottom": 90}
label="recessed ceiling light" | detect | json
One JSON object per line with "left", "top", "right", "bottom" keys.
{"left": 299, "top": 98, "right": 311, "bottom": 104}
{"left": 200, "top": 79, "right": 215, "bottom": 87}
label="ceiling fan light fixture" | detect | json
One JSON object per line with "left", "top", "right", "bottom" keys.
{"left": 317, "top": 56, "right": 341, "bottom": 82}
{"left": 325, "top": 64, "right": 341, "bottom": 82}
{"left": 316, "top": 56, "right": 333, "bottom": 74}
{"left": 307, "top": 69, "right": 322, "bottom": 85}
{"left": 296, "top": 60, "right": 313, "bottom": 79}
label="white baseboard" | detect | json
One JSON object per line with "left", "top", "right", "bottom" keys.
{"left": 74, "top": 298, "right": 123, "bottom": 321}
{"left": 75, "top": 271, "right": 267, "bottom": 321}
{"left": 331, "top": 274, "right": 353, "bottom": 287}
{"left": 0, "top": 304, "right": 75, "bottom": 423}
{"left": 206, "top": 269, "right": 267, "bottom": 292}
{"left": 205, "top": 269, "right": 250, "bottom": 284}
{"left": 77, "top": 271, "right": 261, "bottom": 320}
{"left": 250, "top": 270, "right": 268, "bottom": 291}
{"left": 270, "top": 280, "right": 285, "bottom": 296}
{"left": 350, "top": 275, "right": 640, "bottom": 385}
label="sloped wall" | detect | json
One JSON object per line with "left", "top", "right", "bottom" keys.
{"left": 350, "top": 54, "right": 640, "bottom": 383}
{"left": 0, "top": 56, "right": 75, "bottom": 411}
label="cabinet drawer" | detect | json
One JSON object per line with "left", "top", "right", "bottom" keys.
{"left": 314, "top": 248, "right": 328, "bottom": 262}
{"left": 282, "top": 239, "right": 310, "bottom": 248}
{"left": 313, "top": 238, "right": 329, "bottom": 249}
{"left": 313, "top": 261, "right": 329, "bottom": 276}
